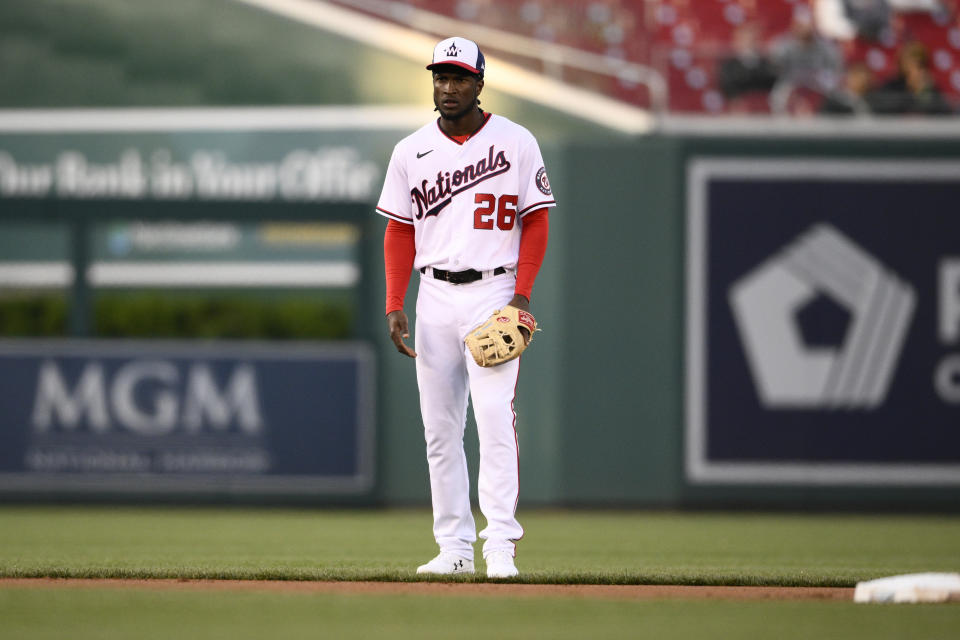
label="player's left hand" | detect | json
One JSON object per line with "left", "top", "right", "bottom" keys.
{"left": 464, "top": 303, "right": 537, "bottom": 367}
{"left": 508, "top": 294, "right": 531, "bottom": 343}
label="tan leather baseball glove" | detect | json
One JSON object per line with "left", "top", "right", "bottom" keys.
{"left": 465, "top": 305, "right": 538, "bottom": 367}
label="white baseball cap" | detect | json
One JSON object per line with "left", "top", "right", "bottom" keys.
{"left": 426, "top": 37, "right": 485, "bottom": 77}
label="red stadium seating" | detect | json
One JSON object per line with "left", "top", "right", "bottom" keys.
{"left": 329, "top": 0, "right": 958, "bottom": 113}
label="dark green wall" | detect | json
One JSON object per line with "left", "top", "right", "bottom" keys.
{"left": 5, "top": 128, "right": 960, "bottom": 508}
{"left": 557, "top": 138, "right": 685, "bottom": 504}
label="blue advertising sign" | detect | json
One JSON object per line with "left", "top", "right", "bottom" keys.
{"left": 0, "top": 340, "right": 374, "bottom": 495}
{"left": 686, "top": 158, "right": 960, "bottom": 486}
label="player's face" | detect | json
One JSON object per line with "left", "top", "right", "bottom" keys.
{"left": 432, "top": 69, "right": 483, "bottom": 120}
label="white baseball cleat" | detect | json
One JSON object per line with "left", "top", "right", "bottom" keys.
{"left": 485, "top": 551, "right": 519, "bottom": 578}
{"left": 416, "top": 552, "right": 474, "bottom": 575}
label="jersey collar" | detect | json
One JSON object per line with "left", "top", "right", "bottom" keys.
{"left": 436, "top": 111, "right": 492, "bottom": 145}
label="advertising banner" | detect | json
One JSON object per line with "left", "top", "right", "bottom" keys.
{"left": 0, "top": 107, "right": 428, "bottom": 203}
{"left": 686, "top": 158, "right": 960, "bottom": 485}
{"left": 0, "top": 340, "right": 374, "bottom": 495}
{"left": 0, "top": 109, "right": 414, "bottom": 290}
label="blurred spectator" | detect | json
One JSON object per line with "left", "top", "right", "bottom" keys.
{"left": 717, "top": 23, "right": 779, "bottom": 107}
{"left": 770, "top": 7, "right": 844, "bottom": 93}
{"left": 872, "top": 41, "right": 954, "bottom": 113}
{"left": 815, "top": 0, "right": 891, "bottom": 41}
{"left": 842, "top": 0, "right": 892, "bottom": 41}
{"left": 818, "top": 62, "right": 878, "bottom": 113}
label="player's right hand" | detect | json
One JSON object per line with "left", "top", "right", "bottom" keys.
{"left": 386, "top": 310, "right": 417, "bottom": 358}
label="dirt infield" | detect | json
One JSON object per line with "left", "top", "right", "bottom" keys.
{"left": 0, "top": 578, "right": 853, "bottom": 601}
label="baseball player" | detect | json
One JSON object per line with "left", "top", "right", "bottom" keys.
{"left": 376, "top": 37, "right": 554, "bottom": 578}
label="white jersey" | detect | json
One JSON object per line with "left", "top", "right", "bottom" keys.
{"left": 376, "top": 113, "right": 556, "bottom": 272}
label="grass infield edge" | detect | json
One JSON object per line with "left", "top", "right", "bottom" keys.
{"left": 0, "top": 566, "right": 860, "bottom": 588}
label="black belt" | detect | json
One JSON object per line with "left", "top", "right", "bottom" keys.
{"left": 420, "top": 266, "right": 506, "bottom": 285}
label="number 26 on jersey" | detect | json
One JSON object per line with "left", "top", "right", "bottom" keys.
{"left": 474, "top": 193, "right": 517, "bottom": 231}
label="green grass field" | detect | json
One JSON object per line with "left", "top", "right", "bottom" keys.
{"left": 1, "top": 507, "right": 959, "bottom": 639}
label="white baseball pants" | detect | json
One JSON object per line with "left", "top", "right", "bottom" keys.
{"left": 415, "top": 271, "right": 523, "bottom": 559}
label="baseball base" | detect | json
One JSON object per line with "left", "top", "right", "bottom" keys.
{"left": 853, "top": 572, "right": 960, "bottom": 603}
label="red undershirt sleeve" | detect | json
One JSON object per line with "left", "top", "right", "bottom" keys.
{"left": 515, "top": 208, "right": 549, "bottom": 301}
{"left": 384, "top": 219, "right": 416, "bottom": 315}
